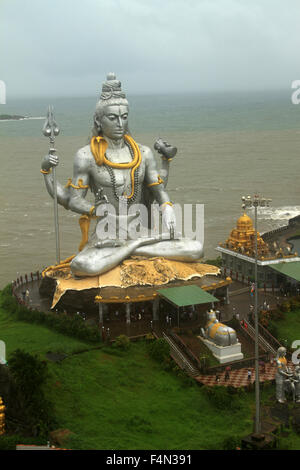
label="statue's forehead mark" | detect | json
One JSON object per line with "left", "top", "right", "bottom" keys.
{"left": 103, "top": 105, "right": 129, "bottom": 116}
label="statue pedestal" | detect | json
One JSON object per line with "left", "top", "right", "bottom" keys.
{"left": 198, "top": 336, "right": 244, "bottom": 364}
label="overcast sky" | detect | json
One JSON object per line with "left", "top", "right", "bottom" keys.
{"left": 1, "top": 0, "right": 300, "bottom": 97}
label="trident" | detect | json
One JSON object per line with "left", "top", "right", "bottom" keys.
{"left": 43, "top": 106, "right": 61, "bottom": 264}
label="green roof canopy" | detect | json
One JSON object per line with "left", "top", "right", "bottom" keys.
{"left": 270, "top": 262, "right": 300, "bottom": 283}
{"left": 156, "top": 285, "right": 219, "bottom": 308}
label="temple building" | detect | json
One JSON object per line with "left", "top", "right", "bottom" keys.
{"left": 216, "top": 213, "right": 300, "bottom": 288}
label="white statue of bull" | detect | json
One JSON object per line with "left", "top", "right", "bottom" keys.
{"left": 201, "top": 310, "right": 238, "bottom": 347}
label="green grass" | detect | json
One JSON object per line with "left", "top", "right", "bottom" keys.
{"left": 0, "top": 306, "right": 93, "bottom": 357}
{"left": 1, "top": 294, "right": 299, "bottom": 450}
{"left": 272, "top": 309, "right": 300, "bottom": 347}
{"left": 46, "top": 342, "right": 256, "bottom": 450}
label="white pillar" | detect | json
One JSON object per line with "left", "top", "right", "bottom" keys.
{"left": 98, "top": 303, "right": 103, "bottom": 324}
{"left": 126, "top": 303, "right": 131, "bottom": 324}
{"left": 226, "top": 286, "right": 230, "bottom": 305}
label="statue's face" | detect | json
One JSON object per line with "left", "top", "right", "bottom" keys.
{"left": 99, "top": 105, "right": 129, "bottom": 140}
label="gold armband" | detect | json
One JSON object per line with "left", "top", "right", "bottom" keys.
{"left": 161, "top": 201, "right": 173, "bottom": 208}
{"left": 147, "top": 175, "right": 164, "bottom": 187}
{"left": 89, "top": 206, "right": 95, "bottom": 216}
{"left": 65, "top": 178, "right": 89, "bottom": 189}
{"left": 40, "top": 168, "right": 52, "bottom": 175}
{"left": 162, "top": 156, "right": 173, "bottom": 162}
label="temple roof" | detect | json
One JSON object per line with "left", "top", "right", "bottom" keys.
{"left": 219, "top": 212, "right": 269, "bottom": 258}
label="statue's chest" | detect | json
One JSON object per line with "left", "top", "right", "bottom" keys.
{"left": 90, "top": 154, "right": 145, "bottom": 188}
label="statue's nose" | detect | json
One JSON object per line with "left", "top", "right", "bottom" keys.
{"left": 117, "top": 116, "right": 123, "bottom": 128}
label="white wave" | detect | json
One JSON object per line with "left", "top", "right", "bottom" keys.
{"left": 247, "top": 206, "right": 300, "bottom": 222}
{"left": 0, "top": 116, "right": 45, "bottom": 122}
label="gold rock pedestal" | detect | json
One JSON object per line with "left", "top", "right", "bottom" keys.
{"left": 39, "top": 257, "right": 227, "bottom": 313}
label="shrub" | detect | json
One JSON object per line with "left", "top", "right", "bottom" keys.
{"left": 202, "top": 385, "right": 242, "bottom": 410}
{"left": 280, "top": 302, "right": 291, "bottom": 313}
{"left": 271, "top": 309, "right": 285, "bottom": 321}
{"left": 268, "top": 321, "right": 279, "bottom": 339}
{"left": 0, "top": 287, "right": 101, "bottom": 343}
{"left": 114, "top": 335, "right": 131, "bottom": 351}
{"left": 222, "top": 435, "right": 242, "bottom": 450}
{"left": 145, "top": 333, "right": 155, "bottom": 342}
{"left": 0, "top": 434, "right": 46, "bottom": 450}
{"left": 289, "top": 298, "right": 300, "bottom": 311}
{"left": 8, "top": 349, "right": 56, "bottom": 436}
{"left": 148, "top": 338, "right": 170, "bottom": 363}
{"left": 199, "top": 355, "right": 210, "bottom": 371}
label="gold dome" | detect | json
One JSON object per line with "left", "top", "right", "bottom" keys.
{"left": 222, "top": 212, "right": 270, "bottom": 258}
{"left": 236, "top": 213, "right": 253, "bottom": 230}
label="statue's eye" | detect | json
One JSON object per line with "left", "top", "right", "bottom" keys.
{"left": 122, "top": 114, "right": 128, "bottom": 120}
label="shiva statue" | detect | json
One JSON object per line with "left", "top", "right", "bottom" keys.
{"left": 275, "top": 347, "right": 294, "bottom": 403}
{"left": 40, "top": 73, "right": 203, "bottom": 277}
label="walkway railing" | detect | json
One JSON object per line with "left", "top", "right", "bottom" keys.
{"left": 240, "top": 321, "right": 277, "bottom": 356}
{"left": 163, "top": 332, "right": 199, "bottom": 376}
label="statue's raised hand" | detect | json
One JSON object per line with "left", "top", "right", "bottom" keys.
{"left": 162, "top": 204, "right": 176, "bottom": 233}
{"left": 41, "top": 153, "right": 59, "bottom": 172}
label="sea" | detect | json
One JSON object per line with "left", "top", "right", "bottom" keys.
{"left": 1, "top": 90, "right": 300, "bottom": 288}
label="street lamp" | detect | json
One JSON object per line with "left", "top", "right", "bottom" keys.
{"left": 241, "top": 194, "right": 271, "bottom": 435}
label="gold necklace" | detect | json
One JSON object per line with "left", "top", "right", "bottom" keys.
{"left": 90, "top": 135, "right": 141, "bottom": 199}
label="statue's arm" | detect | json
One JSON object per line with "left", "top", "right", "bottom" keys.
{"left": 143, "top": 146, "right": 172, "bottom": 205}
{"left": 143, "top": 146, "right": 176, "bottom": 231}
{"left": 67, "top": 149, "right": 94, "bottom": 216}
{"left": 41, "top": 154, "right": 70, "bottom": 209}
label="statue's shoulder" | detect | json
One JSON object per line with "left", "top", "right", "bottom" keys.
{"left": 74, "top": 145, "right": 94, "bottom": 167}
{"left": 137, "top": 143, "right": 154, "bottom": 162}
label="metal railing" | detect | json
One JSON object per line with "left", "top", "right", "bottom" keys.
{"left": 240, "top": 321, "right": 277, "bottom": 356}
{"left": 163, "top": 332, "right": 199, "bottom": 376}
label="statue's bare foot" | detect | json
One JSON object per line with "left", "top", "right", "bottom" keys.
{"left": 94, "top": 239, "right": 126, "bottom": 249}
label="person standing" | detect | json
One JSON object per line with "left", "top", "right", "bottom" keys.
{"left": 101, "top": 326, "right": 106, "bottom": 342}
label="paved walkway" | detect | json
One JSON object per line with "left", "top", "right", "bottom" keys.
{"left": 194, "top": 360, "right": 294, "bottom": 388}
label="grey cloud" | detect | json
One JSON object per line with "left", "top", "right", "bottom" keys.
{"left": 1, "top": 0, "right": 300, "bottom": 97}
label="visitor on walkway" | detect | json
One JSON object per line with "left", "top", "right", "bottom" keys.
{"left": 225, "top": 366, "right": 231, "bottom": 381}
{"left": 247, "top": 369, "right": 252, "bottom": 381}
{"left": 215, "top": 373, "right": 220, "bottom": 383}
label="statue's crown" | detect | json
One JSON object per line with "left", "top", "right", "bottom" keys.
{"left": 100, "top": 73, "right": 127, "bottom": 101}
